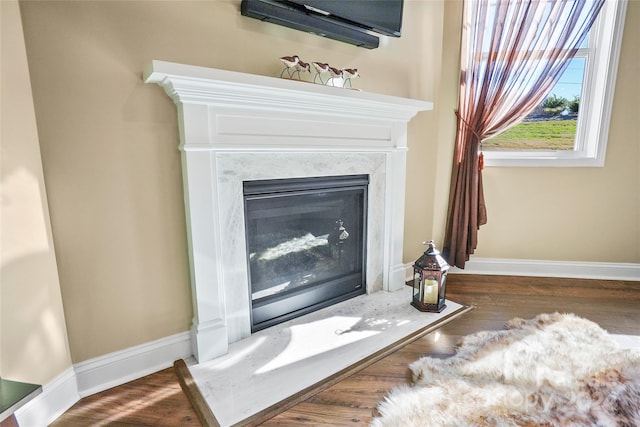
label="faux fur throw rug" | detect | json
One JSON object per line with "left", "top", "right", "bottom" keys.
{"left": 372, "top": 313, "right": 640, "bottom": 427}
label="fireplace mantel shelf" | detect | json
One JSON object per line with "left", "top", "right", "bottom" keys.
{"left": 144, "top": 60, "right": 432, "bottom": 124}
{"left": 144, "top": 60, "right": 433, "bottom": 363}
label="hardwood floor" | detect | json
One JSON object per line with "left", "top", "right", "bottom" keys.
{"left": 49, "top": 367, "right": 200, "bottom": 427}
{"left": 49, "top": 275, "right": 640, "bottom": 427}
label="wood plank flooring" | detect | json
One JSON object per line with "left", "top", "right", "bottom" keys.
{"left": 49, "top": 366, "right": 200, "bottom": 426}
{"left": 49, "top": 275, "right": 640, "bottom": 427}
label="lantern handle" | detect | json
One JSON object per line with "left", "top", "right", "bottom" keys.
{"left": 421, "top": 240, "right": 439, "bottom": 255}
{"left": 422, "top": 240, "right": 436, "bottom": 251}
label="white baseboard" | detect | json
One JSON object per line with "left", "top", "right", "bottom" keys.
{"left": 14, "top": 331, "right": 192, "bottom": 426}
{"left": 14, "top": 367, "right": 79, "bottom": 427}
{"left": 405, "top": 258, "right": 640, "bottom": 281}
{"left": 75, "top": 330, "right": 192, "bottom": 397}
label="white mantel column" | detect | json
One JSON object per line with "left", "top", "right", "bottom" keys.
{"left": 179, "top": 103, "right": 230, "bottom": 362}
{"left": 385, "top": 123, "right": 410, "bottom": 292}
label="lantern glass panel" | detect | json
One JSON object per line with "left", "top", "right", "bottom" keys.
{"left": 439, "top": 274, "right": 447, "bottom": 304}
{"left": 413, "top": 271, "right": 422, "bottom": 303}
{"left": 422, "top": 274, "right": 438, "bottom": 304}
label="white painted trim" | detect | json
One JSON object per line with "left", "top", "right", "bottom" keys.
{"left": 12, "top": 332, "right": 192, "bottom": 426}
{"left": 405, "top": 258, "right": 640, "bottom": 281}
{"left": 143, "top": 61, "right": 432, "bottom": 123}
{"left": 190, "top": 319, "right": 228, "bottom": 365}
{"left": 74, "top": 331, "right": 192, "bottom": 397}
{"left": 14, "top": 367, "right": 79, "bottom": 427}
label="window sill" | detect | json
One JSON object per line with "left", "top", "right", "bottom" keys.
{"left": 484, "top": 151, "right": 605, "bottom": 168}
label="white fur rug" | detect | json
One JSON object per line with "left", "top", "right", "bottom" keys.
{"left": 372, "top": 313, "right": 640, "bottom": 427}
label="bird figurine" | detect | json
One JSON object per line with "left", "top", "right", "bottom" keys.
{"left": 294, "top": 59, "right": 311, "bottom": 80}
{"left": 341, "top": 68, "right": 359, "bottom": 88}
{"left": 279, "top": 55, "right": 300, "bottom": 78}
{"left": 328, "top": 66, "right": 342, "bottom": 78}
{"left": 327, "top": 66, "right": 343, "bottom": 87}
{"left": 312, "top": 62, "right": 330, "bottom": 84}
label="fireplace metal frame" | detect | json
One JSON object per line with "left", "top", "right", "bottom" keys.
{"left": 243, "top": 174, "right": 369, "bottom": 332}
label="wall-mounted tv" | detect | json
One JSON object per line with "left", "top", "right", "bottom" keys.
{"left": 240, "top": 0, "right": 404, "bottom": 49}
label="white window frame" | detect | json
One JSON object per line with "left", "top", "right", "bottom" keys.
{"left": 484, "top": 0, "right": 628, "bottom": 168}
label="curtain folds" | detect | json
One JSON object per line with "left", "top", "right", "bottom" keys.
{"left": 443, "top": 0, "right": 605, "bottom": 268}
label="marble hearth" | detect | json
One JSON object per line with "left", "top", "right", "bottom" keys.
{"left": 144, "top": 61, "right": 433, "bottom": 362}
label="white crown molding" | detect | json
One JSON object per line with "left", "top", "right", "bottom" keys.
{"left": 405, "top": 258, "right": 640, "bottom": 282}
{"left": 14, "top": 331, "right": 192, "bottom": 426}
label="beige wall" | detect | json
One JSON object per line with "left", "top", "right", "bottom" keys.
{"left": 1, "top": 0, "right": 73, "bottom": 384}
{"left": 15, "top": 0, "right": 639, "bottom": 368}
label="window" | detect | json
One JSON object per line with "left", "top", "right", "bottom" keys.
{"left": 483, "top": 0, "right": 628, "bottom": 167}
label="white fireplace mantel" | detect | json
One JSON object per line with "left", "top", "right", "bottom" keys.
{"left": 144, "top": 60, "right": 433, "bottom": 362}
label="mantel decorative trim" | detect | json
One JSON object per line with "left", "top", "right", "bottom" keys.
{"left": 144, "top": 60, "right": 432, "bottom": 122}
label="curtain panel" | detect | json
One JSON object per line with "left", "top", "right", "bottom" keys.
{"left": 443, "top": 0, "right": 605, "bottom": 268}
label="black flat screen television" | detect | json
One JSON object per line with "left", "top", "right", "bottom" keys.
{"left": 240, "top": 0, "right": 404, "bottom": 49}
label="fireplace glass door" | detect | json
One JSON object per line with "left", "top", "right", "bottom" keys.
{"left": 244, "top": 175, "right": 368, "bottom": 332}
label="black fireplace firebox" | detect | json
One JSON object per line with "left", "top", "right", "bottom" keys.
{"left": 243, "top": 174, "right": 368, "bottom": 332}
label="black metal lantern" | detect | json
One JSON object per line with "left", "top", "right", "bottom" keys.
{"left": 411, "top": 240, "right": 449, "bottom": 312}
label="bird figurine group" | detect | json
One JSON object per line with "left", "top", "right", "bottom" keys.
{"left": 279, "top": 55, "right": 359, "bottom": 88}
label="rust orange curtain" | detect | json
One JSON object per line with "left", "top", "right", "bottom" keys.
{"left": 443, "top": 0, "right": 604, "bottom": 268}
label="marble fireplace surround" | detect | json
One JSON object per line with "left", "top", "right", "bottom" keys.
{"left": 144, "top": 61, "right": 433, "bottom": 363}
